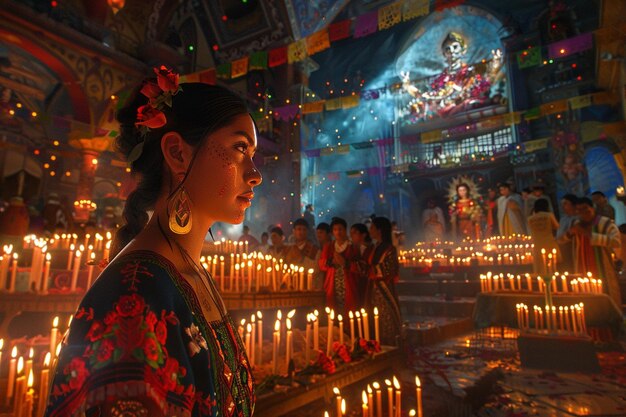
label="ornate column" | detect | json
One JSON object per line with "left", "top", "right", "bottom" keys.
{"left": 69, "top": 137, "right": 114, "bottom": 223}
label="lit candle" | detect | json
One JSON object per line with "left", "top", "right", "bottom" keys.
{"left": 256, "top": 311, "right": 263, "bottom": 366}
{"left": 238, "top": 319, "right": 245, "bottom": 340}
{"left": 559, "top": 306, "right": 564, "bottom": 331}
{"left": 272, "top": 320, "right": 280, "bottom": 375}
{"left": 37, "top": 352, "right": 51, "bottom": 417}
{"left": 349, "top": 311, "right": 355, "bottom": 347}
{"left": 362, "top": 390, "right": 369, "bottom": 417}
{"left": 245, "top": 323, "right": 252, "bottom": 364}
{"left": 333, "top": 387, "right": 342, "bottom": 417}
{"left": 313, "top": 310, "right": 319, "bottom": 351}
{"left": 341, "top": 398, "right": 346, "bottom": 416}
{"left": 24, "top": 347, "right": 34, "bottom": 388}
{"left": 373, "top": 382, "right": 382, "bottom": 417}
{"left": 42, "top": 253, "right": 51, "bottom": 294}
{"left": 235, "top": 264, "right": 240, "bottom": 292}
{"left": 307, "top": 268, "right": 313, "bottom": 290}
{"left": 67, "top": 243, "right": 75, "bottom": 270}
{"left": 285, "top": 318, "right": 292, "bottom": 372}
{"left": 5, "top": 346, "right": 17, "bottom": 405}
{"left": 229, "top": 254, "right": 235, "bottom": 291}
{"left": 416, "top": 376, "right": 423, "bottom": 417}
{"left": 24, "top": 369, "right": 34, "bottom": 417}
{"left": 356, "top": 311, "right": 363, "bottom": 339}
{"left": 394, "top": 376, "right": 401, "bottom": 417}
{"left": 50, "top": 316, "right": 59, "bottom": 360}
{"left": 71, "top": 250, "right": 81, "bottom": 291}
{"left": 250, "top": 315, "right": 256, "bottom": 367}
{"left": 367, "top": 384, "right": 374, "bottom": 416}
{"left": 87, "top": 252, "right": 96, "bottom": 289}
{"left": 385, "top": 379, "right": 393, "bottom": 417}
{"left": 14, "top": 357, "right": 25, "bottom": 417}
{"left": 8, "top": 253, "right": 18, "bottom": 293}
{"left": 564, "top": 306, "right": 571, "bottom": 332}
{"left": 305, "top": 314, "right": 311, "bottom": 363}
{"left": 362, "top": 308, "right": 370, "bottom": 340}
{"left": 338, "top": 314, "right": 344, "bottom": 346}
{"left": 326, "top": 309, "right": 335, "bottom": 356}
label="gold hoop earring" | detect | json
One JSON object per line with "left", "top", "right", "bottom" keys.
{"left": 169, "top": 187, "right": 192, "bottom": 234}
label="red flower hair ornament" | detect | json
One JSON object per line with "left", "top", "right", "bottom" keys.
{"left": 128, "top": 66, "right": 182, "bottom": 165}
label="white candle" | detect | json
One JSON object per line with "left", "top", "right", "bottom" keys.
{"left": 256, "top": 311, "right": 263, "bottom": 366}
{"left": 313, "top": 311, "right": 319, "bottom": 352}
{"left": 374, "top": 307, "right": 380, "bottom": 344}
{"left": 67, "top": 244, "right": 75, "bottom": 270}
{"left": 36, "top": 352, "right": 51, "bottom": 417}
{"left": 250, "top": 315, "right": 256, "bottom": 367}
{"left": 362, "top": 390, "right": 369, "bottom": 417}
{"left": 416, "top": 376, "right": 423, "bottom": 417}
{"left": 385, "top": 379, "right": 393, "bottom": 417}
{"left": 349, "top": 311, "right": 355, "bottom": 347}
{"left": 8, "top": 253, "right": 18, "bottom": 293}
{"left": 50, "top": 316, "right": 59, "bottom": 360}
{"left": 373, "top": 382, "right": 382, "bottom": 417}
{"left": 362, "top": 308, "right": 370, "bottom": 340}
{"left": 394, "top": 376, "right": 401, "bottom": 417}
{"left": 326, "top": 309, "right": 334, "bottom": 356}
{"left": 307, "top": 268, "right": 313, "bottom": 290}
{"left": 356, "top": 311, "right": 363, "bottom": 339}
{"left": 338, "top": 314, "right": 344, "bottom": 346}
{"left": 245, "top": 323, "right": 251, "bottom": 363}
{"left": 229, "top": 254, "right": 234, "bottom": 291}
{"left": 5, "top": 346, "right": 17, "bottom": 404}
{"left": 71, "top": 250, "right": 81, "bottom": 291}
{"left": 87, "top": 252, "right": 96, "bottom": 289}
{"left": 42, "top": 253, "right": 51, "bottom": 294}
{"left": 285, "top": 318, "right": 292, "bottom": 371}
{"left": 272, "top": 320, "right": 280, "bottom": 375}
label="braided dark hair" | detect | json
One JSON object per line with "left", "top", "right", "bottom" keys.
{"left": 111, "top": 82, "right": 248, "bottom": 258}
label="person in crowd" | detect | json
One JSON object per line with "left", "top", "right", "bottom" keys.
{"left": 319, "top": 217, "right": 359, "bottom": 314}
{"left": 268, "top": 226, "right": 290, "bottom": 259}
{"left": 349, "top": 223, "right": 373, "bottom": 308}
{"left": 449, "top": 183, "right": 482, "bottom": 240}
{"left": 365, "top": 217, "right": 402, "bottom": 346}
{"left": 422, "top": 199, "right": 445, "bottom": 242}
{"left": 555, "top": 194, "right": 579, "bottom": 271}
{"left": 497, "top": 182, "right": 525, "bottom": 236}
{"left": 527, "top": 198, "right": 559, "bottom": 275}
{"left": 258, "top": 231, "right": 270, "bottom": 253}
{"left": 45, "top": 71, "right": 260, "bottom": 416}
{"left": 591, "top": 191, "right": 615, "bottom": 220}
{"left": 238, "top": 224, "right": 259, "bottom": 250}
{"left": 303, "top": 203, "right": 315, "bottom": 229}
{"left": 525, "top": 183, "right": 553, "bottom": 220}
{"left": 564, "top": 197, "right": 621, "bottom": 306}
{"left": 286, "top": 218, "right": 318, "bottom": 269}
{"left": 484, "top": 187, "right": 499, "bottom": 237}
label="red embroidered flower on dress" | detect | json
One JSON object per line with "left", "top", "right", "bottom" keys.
{"left": 145, "top": 311, "right": 157, "bottom": 332}
{"left": 157, "top": 357, "right": 184, "bottom": 391}
{"left": 140, "top": 81, "right": 162, "bottom": 102}
{"left": 64, "top": 357, "right": 89, "bottom": 390}
{"left": 116, "top": 293, "right": 146, "bottom": 317}
{"left": 142, "top": 336, "right": 161, "bottom": 363}
{"left": 96, "top": 338, "right": 115, "bottom": 362}
{"left": 155, "top": 320, "right": 168, "bottom": 345}
{"left": 86, "top": 320, "right": 106, "bottom": 342}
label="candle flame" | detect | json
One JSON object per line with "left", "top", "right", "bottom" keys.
{"left": 308, "top": 268, "right": 314, "bottom": 273}
{"left": 29, "top": 347, "right": 34, "bottom": 359}
{"left": 330, "top": 310, "right": 335, "bottom": 320}
{"left": 362, "top": 390, "right": 368, "bottom": 404}
{"left": 314, "top": 309, "right": 319, "bottom": 316}
{"left": 374, "top": 307, "right": 379, "bottom": 316}
{"left": 246, "top": 323, "right": 252, "bottom": 333}
{"left": 13, "top": 252, "right": 18, "bottom": 260}
{"left": 250, "top": 314, "right": 255, "bottom": 323}
{"left": 0, "top": 338, "right": 3, "bottom": 350}
{"left": 11, "top": 345, "right": 18, "bottom": 357}
{"left": 17, "top": 356, "right": 24, "bottom": 373}
{"left": 46, "top": 253, "right": 51, "bottom": 261}
{"left": 274, "top": 320, "right": 280, "bottom": 332}
{"left": 385, "top": 379, "right": 392, "bottom": 386}
{"left": 277, "top": 310, "right": 282, "bottom": 320}
{"left": 409, "top": 410, "right": 417, "bottom": 417}
{"left": 367, "top": 384, "right": 372, "bottom": 394}
{"left": 415, "top": 375, "right": 421, "bottom": 387}
{"left": 240, "top": 319, "right": 246, "bottom": 326}
{"left": 349, "top": 311, "right": 354, "bottom": 319}
{"left": 324, "top": 412, "right": 330, "bottom": 417}
{"left": 286, "top": 318, "right": 292, "bottom": 330}
{"left": 393, "top": 375, "right": 401, "bottom": 389}
{"left": 28, "top": 369, "right": 34, "bottom": 387}
{"left": 44, "top": 352, "right": 51, "bottom": 366}
{"left": 373, "top": 381, "right": 380, "bottom": 390}
{"left": 288, "top": 309, "right": 296, "bottom": 318}
{"left": 341, "top": 398, "right": 346, "bottom": 414}
{"left": 53, "top": 316, "right": 59, "bottom": 328}
{"left": 355, "top": 311, "right": 361, "bottom": 318}
{"left": 257, "top": 311, "right": 262, "bottom": 319}
{"left": 333, "top": 386, "right": 340, "bottom": 396}
{"left": 325, "top": 306, "right": 330, "bottom": 314}
{"left": 337, "top": 314, "right": 343, "bottom": 322}
{"left": 56, "top": 342, "right": 62, "bottom": 356}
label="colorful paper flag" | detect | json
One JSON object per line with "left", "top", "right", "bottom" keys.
{"left": 231, "top": 57, "right": 249, "bottom": 79}
{"left": 249, "top": 51, "right": 268, "bottom": 70}
{"left": 378, "top": 2, "right": 402, "bottom": 30}
{"left": 548, "top": 32, "right": 593, "bottom": 60}
{"left": 306, "top": 29, "right": 330, "bottom": 55}
{"left": 341, "top": 95, "right": 360, "bottom": 109}
{"left": 354, "top": 11, "right": 378, "bottom": 38}
{"left": 569, "top": 95, "right": 592, "bottom": 110}
{"left": 540, "top": 100, "right": 568, "bottom": 115}
{"left": 216, "top": 63, "right": 231, "bottom": 80}
{"left": 288, "top": 39, "right": 308, "bottom": 63}
{"left": 325, "top": 98, "right": 343, "bottom": 111}
{"left": 269, "top": 46, "right": 288, "bottom": 68}
{"left": 403, "top": 0, "right": 429, "bottom": 20}
{"left": 337, "top": 144, "right": 351, "bottom": 154}
{"left": 329, "top": 20, "right": 351, "bottom": 42}
{"left": 523, "top": 107, "right": 541, "bottom": 120}
{"left": 302, "top": 101, "right": 325, "bottom": 114}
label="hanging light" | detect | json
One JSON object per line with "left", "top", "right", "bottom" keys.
{"left": 107, "top": 0, "right": 125, "bottom": 14}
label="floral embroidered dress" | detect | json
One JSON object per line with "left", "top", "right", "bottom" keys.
{"left": 44, "top": 251, "right": 254, "bottom": 417}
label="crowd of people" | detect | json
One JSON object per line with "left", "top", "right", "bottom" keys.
{"left": 421, "top": 181, "right": 622, "bottom": 307}
{"left": 238, "top": 214, "right": 402, "bottom": 346}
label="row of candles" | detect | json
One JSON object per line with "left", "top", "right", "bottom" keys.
{"left": 399, "top": 235, "right": 535, "bottom": 268}
{"left": 515, "top": 302, "right": 588, "bottom": 335}
{"left": 29, "top": 232, "right": 112, "bottom": 251}
{"left": 236, "top": 306, "right": 381, "bottom": 375}
{"left": 199, "top": 253, "right": 313, "bottom": 292}
{"left": 208, "top": 238, "right": 250, "bottom": 254}
{"left": 480, "top": 271, "right": 603, "bottom": 294}
{"left": 324, "top": 376, "right": 423, "bottom": 417}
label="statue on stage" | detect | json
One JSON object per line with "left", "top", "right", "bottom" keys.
{"left": 401, "top": 31, "right": 504, "bottom": 119}
{"left": 447, "top": 177, "right": 483, "bottom": 240}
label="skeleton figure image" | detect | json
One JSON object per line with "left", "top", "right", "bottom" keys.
{"left": 401, "top": 32, "right": 503, "bottom": 119}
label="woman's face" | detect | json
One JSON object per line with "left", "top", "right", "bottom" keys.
{"left": 369, "top": 223, "right": 381, "bottom": 241}
{"left": 457, "top": 186, "right": 468, "bottom": 199}
{"left": 350, "top": 228, "right": 364, "bottom": 245}
{"left": 186, "top": 114, "right": 262, "bottom": 225}
{"left": 332, "top": 224, "right": 347, "bottom": 241}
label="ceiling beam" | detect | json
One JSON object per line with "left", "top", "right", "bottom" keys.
{"left": 0, "top": 74, "right": 46, "bottom": 100}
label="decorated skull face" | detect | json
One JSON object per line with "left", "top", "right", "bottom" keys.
{"left": 441, "top": 32, "right": 467, "bottom": 70}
